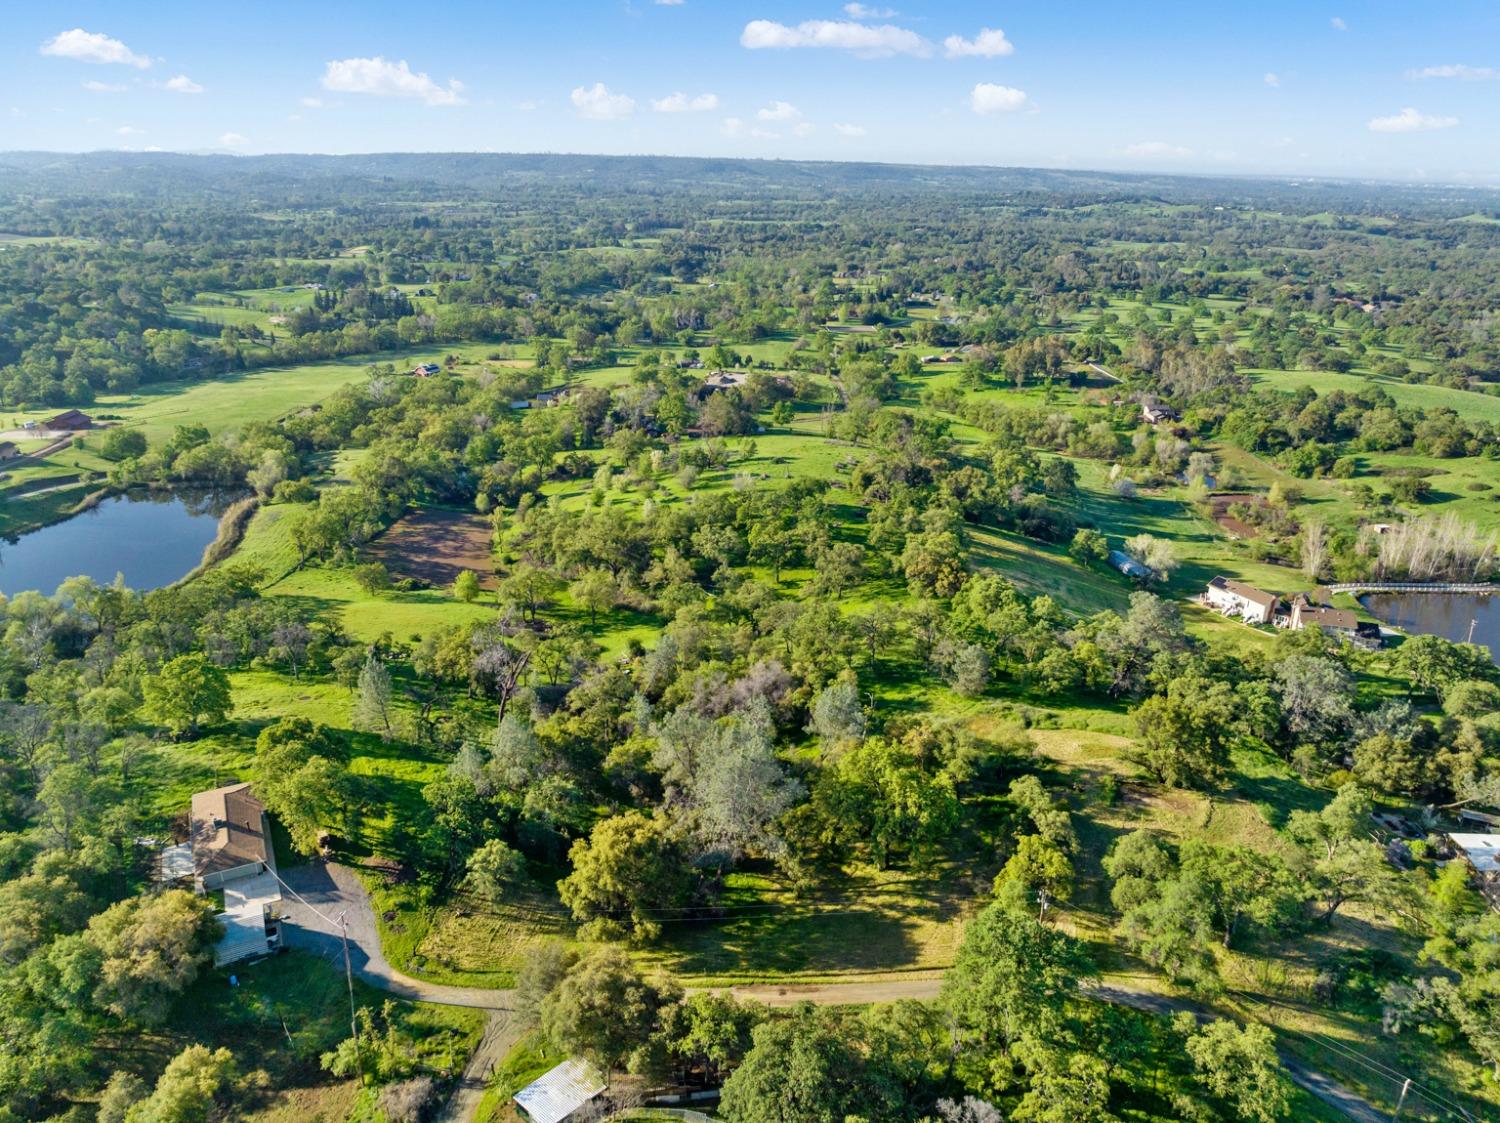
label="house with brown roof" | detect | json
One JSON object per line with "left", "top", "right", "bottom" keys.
{"left": 0, "top": 440, "right": 18, "bottom": 461}
{"left": 1204, "top": 576, "right": 1278, "bottom": 624}
{"left": 191, "top": 782, "right": 273, "bottom": 890}
{"left": 45, "top": 409, "right": 94, "bottom": 431}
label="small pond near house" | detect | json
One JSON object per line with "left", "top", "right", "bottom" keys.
{"left": 1360, "top": 592, "right": 1500, "bottom": 665}
{"left": 0, "top": 489, "right": 243, "bottom": 596}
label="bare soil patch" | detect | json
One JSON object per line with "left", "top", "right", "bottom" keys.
{"left": 1211, "top": 492, "right": 1263, "bottom": 538}
{"left": 368, "top": 508, "right": 496, "bottom": 591}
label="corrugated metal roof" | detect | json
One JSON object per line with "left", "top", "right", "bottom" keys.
{"left": 514, "top": 1059, "right": 606, "bottom": 1123}
{"left": 1452, "top": 833, "right": 1500, "bottom": 874}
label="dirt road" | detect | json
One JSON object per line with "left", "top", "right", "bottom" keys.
{"left": 282, "top": 861, "right": 1395, "bottom": 1123}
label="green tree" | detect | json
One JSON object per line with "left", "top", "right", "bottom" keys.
{"left": 99, "top": 428, "right": 148, "bottom": 461}
{"left": 464, "top": 838, "right": 526, "bottom": 902}
{"left": 140, "top": 654, "right": 232, "bottom": 740}
{"left": 1130, "top": 676, "right": 1242, "bottom": 788}
{"left": 1180, "top": 1015, "right": 1291, "bottom": 1123}
{"left": 943, "top": 889, "right": 1092, "bottom": 1093}
{"left": 719, "top": 1004, "right": 903, "bottom": 1123}
{"left": 452, "top": 569, "right": 481, "bottom": 603}
{"left": 540, "top": 948, "right": 680, "bottom": 1079}
{"left": 124, "top": 1045, "right": 239, "bottom": 1123}
{"left": 557, "top": 812, "right": 693, "bottom": 941}
{"left": 1068, "top": 528, "right": 1109, "bottom": 568}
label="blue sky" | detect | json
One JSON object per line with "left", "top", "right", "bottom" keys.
{"left": 2, "top": 1, "right": 1498, "bottom": 181}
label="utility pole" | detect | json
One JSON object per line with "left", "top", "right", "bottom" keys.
{"left": 338, "top": 910, "right": 363, "bottom": 1086}
{"left": 1392, "top": 1077, "right": 1411, "bottom": 1120}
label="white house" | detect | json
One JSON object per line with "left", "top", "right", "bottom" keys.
{"left": 1204, "top": 576, "right": 1278, "bottom": 625}
{"left": 514, "top": 1059, "right": 607, "bottom": 1123}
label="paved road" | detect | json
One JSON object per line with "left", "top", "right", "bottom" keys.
{"left": 278, "top": 860, "right": 515, "bottom": 1009}
{"left": 283, "top": 861, "right": 1391, "bottom": 1123}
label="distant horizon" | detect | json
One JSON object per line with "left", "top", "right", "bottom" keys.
{"left": 4, "top": 2, "right": 1497, "bottom": 182}
{"left": 5, "top": 148, "right": 1500, "bottom": 195}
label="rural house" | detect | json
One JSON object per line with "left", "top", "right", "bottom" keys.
{"left": 45, "top": 409, "right": 93, "bottom": 430}
{"left": 189, "top": 783, "right": 284, "bottom": 966}
{"left": 0, "top": 440, "right": 18, "bottom": 461}
{"left": 1203, "top": 576, "right": 1278, "bottom": 624}
{"left": 694, "top": 369, "right": 750, "bottom": 402}
{"left": 1287, "top": 594, "right": 1380, "bottom": 647}
{"left": 1141, "top": 403, "right": 1180, "bottom": 425}
{"left": 411, "top": 362, "right": 442, "bottom": 378}
{"left": 513, "top": 1059, "right": 607, "bottom": 1123}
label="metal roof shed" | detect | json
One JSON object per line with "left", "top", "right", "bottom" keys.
{"left": 513, "top": 1059, "right": 606, "bottom": 1123}
{"left": 1451, "top": 833, "right": 1500, "bottom": 875}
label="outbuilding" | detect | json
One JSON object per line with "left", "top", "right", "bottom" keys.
{"left": 0, "top": 440, "right": 18, "bottom": 461}
{"left": 513, "top": 1059, "right": 607, "bottom": 1123}
{"left": 45, "top": 409, "right": 94, "bottom": 430}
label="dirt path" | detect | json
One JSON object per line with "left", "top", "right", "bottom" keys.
{"left": 290, "top": 861, "right": 1393, "bottom": 1123}
{"left": 434, "top": 1010, "right": 523, "bottom": 1123}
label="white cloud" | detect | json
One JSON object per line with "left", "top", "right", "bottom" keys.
{"left": 321, "top": 57, "right": 465, "bottom": 106}
{"left": 300, "top": 96, "right": 326, "bottom": 108}
{"left": 571, "top": 82, "right": 635, "bottom": 120}
{"left": 1330, "top": 16, "right": 1347, "bottom": 30}
{"left": 834, "top": 122, "right": 866, "bottom": 137}
{"left": 655, "top": 0, "right": 685, "bottom": 5}
{"left": 1368, "top": 106, "right": 1458, "bottom": 133}
{"left": 517, "top": 99, "right": 540, "bottom": 111}
{"left": 40, "top": 29, "right": 150, "bottom": 68}
{"left": 721, "top": 117, "right": 746, "bottom": 137}
{"left": 219, "top": 131, "right": 249, "bottom": 147}
{"left": 1264, "top": 72, "right": 1280, "bottom": 87}
{"left": 968, "top": 83, "right": 1029, "bottom": 115}
{"left": 741, "top": 19, "right": 931, "bottom": 58}
{"left": 793, "top": 121, "right": 815, "bottom": 137}
{"left": 944, "top": 28, "right": 1015, "bottom": 59}
{"left": 164, "top": 74, "right": 203, "bottom": 94}
{"left": 1123, "top": 140, "right": 1194, "bottom": 158}
{"left": 844, "top": 2, "right": 897, "bottom": 16}
{"left": 758, "top": 100, "right": 802, "bottom": 121}
{"left": 115, "top": 125, "right": 143, "bottom": 135}
{"left": 82, "top": 80, "right": 126, "bottom": 93}
{"left": 751, "top": 127, "right": 780, "bottom": 140}
{"left": 652, "top": 91, "right": 720, "bottom": 113}
{"left": 1406, "top": 64, "right": 1498, "bottom": 81}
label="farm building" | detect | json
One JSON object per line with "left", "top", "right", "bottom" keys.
{"left": 45, "top": 409, "right": 94, "bottom": 430}
{"left": 694, "top": 370, "right": 750, "bottom": 402}
{"left": 411, "top": 362, "right": 442, "bottom": 378}
{"left": 1108, "top": 550, "right": 1153, "bottom": 580}
{"left": 1141, "top": 403, "right": 1180, "bottom": 424}
{"left": 1204, "top": 576, "right": 1278, "bottom": 624}
{"left": 0, "top": 440, "right": 18, "bottom": 461}
{"left": 513, "top": 1059, "right": 607, "bottom": 1123}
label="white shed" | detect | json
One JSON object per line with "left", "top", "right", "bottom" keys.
{"left": 514, "top": 1059, "right": 606, "bottom": 1123}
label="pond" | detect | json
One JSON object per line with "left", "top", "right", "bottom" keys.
{"left": 1361, "top": 592, "right": 1500, "bottom": 663}
{"left": 0, "top": 489, "right": 243, "bottom": 596}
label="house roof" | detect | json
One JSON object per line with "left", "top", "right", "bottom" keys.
{"left": 47, "top": 409, "right": 91, "bottom": 426}
{"left": 1208, "top": 576, "right": 1278, "bottom": 609}
{"left": 1450, "top": 833, "right": 1500, "bottom": 874}
{"left": 190, "top": 783, "right": 272, "bottom": 879}
{"left": 1302, "top": 605, "right": 1358, "bottom": 631}
{"left": 513, "top": 1059, "right": 606, "bottom": 1123}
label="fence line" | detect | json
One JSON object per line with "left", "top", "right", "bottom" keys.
{"left": 1330, "top": 581, "right": 1500, "bottom": 594}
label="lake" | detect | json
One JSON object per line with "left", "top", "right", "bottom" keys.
{"left": 1361, "top": 592, "right": 1500, "bottom": 662}
{"left": 0, "top": 489, "right": 241, "bottom": 596}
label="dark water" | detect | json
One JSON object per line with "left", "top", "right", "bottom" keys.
{"left": 0, "top": 489, "right": 241, "bottom": 596}
{"left": 1361, "top": 592, "right": 1500, "bottom": 663}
